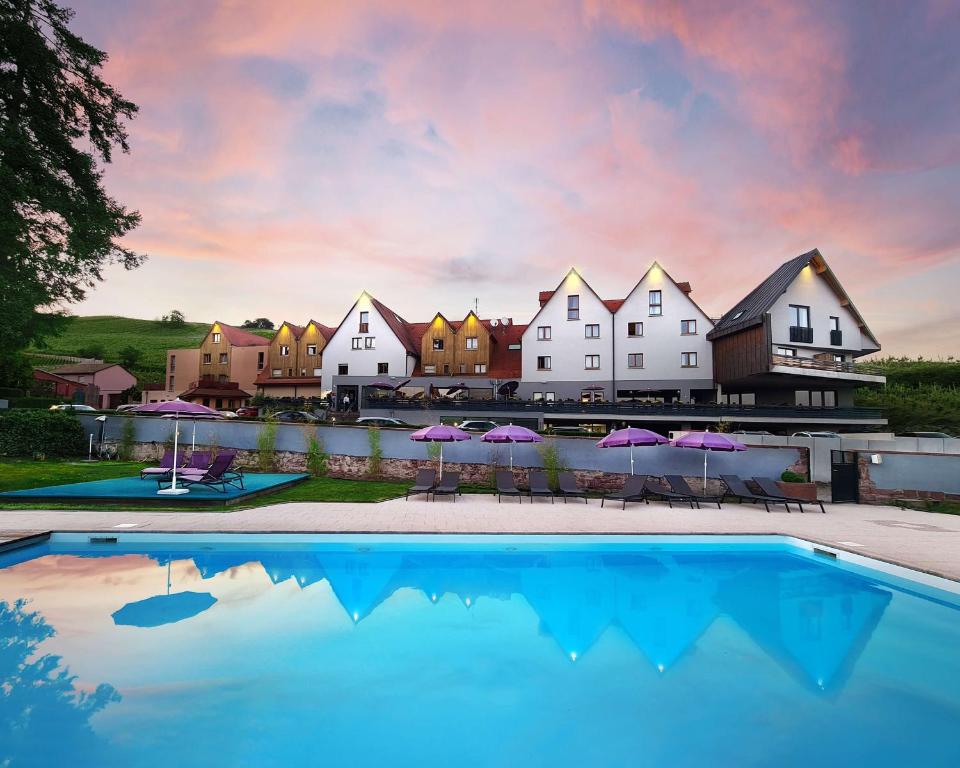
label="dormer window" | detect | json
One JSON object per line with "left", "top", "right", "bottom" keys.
{"left": 359, "top": 311, "right": 369, "bottom": 333}
{"left": 212, "top": 332, "right": 221, "bottom": 344}
{"left": 306, "top": 344, "right": 317, "bottom": 356}
{"left": 567, "top": 295, "right": 579, "bottom": 320}
{"left": 433, "top": 338, "right": 444, "bottom": 351}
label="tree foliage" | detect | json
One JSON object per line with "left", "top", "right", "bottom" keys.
{"left": 160, "top": 309, "right": 186, "bottom": 327}
{"left": 242, "top": 317, "right": 274, "bottom": 329}
{"left": 117, "top": 344, "right": 140, "bottom": 368}
{"left": 855, "top": 358, "right": 960, "bottom": 434}
{"left": 0, "top": 0, "right": 142, "bottom": 384}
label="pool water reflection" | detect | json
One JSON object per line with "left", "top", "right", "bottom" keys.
{"left": 1, "top": 537, "right": 958, "bottom": 767}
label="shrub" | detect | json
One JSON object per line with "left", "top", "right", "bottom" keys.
{"left": 0, "top": 410, "right": 86, "bottom": 458}
{"left": 9, "top": 397, "right": 66, "bottom": 409}
{"left": 118, "top": 417, "right": 136, "bottom": 461}
{"left": 305, "top": 429, "right": 328, "bottom": 477}
{"left": 367, "top": 427, "right": 382, "bottom": 477}
{"left": 537, "top": 442, "right": 567, "bottom": 489}
{"left": 256, "top": 420, "right": 278, "bottom": 471}
{"left": 780, "top": 470, "right": 807, "bottom": 483}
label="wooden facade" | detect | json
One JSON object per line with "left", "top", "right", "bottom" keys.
{"left": 711, "top": 316, "right": 772, "bottom": 386}
{"left": 419, "top": 312, "right": 493, "bottom": 376}
{"left": 420, "top": 314, "right": 458, "bottom": 375}
{"left": 198, "top": 322, "right": 233, "bottom": 383}
{"left": 297, "top": 321, "right": 328, "bottom": 377}
{"left": 266, "top": 322, "right": 301, "bottom": 378}
{"left": 455, "top": 312, "right": 492, "bottom": 374}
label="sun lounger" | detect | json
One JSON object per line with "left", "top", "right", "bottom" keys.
{"left": 433, "top": 471, "right": 461, "bottom": 502}
{"left": 159, "top": 452, "right": 244, "bottom": 493}
{"left": 527, "top": 471, "right": 555, "bottom": 503}
{"left": 664, "top": 475, "right": 723, "bottom": 509}
{"left": 406, "top": 468, "right": 437, "bottom": 500}
{"left": 719, "top": 474, "right": 789, "bottom": 513}
{"left": 496, "top": 470, "right": 522, "bottom": 503}
{"left": 557, "top": 471, "right": 587, "bottom": 503}
{"left": 643, "top": 477, "right": 697, "bottom": 509}
{"left": 185, "top": 451, "right": 211, "bottom": 471}
{"left": 601, "top": 475, "right": 648, "bottom": 509}
{"left": 753, "top": 477, "right": 825, "bottom": 513}
{"left": 140, "top": 449, "right": 185, "bottom": 479}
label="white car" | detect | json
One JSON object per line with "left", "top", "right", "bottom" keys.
{"left": 115, "top": 403, "right": 140, "bottom": 413}
{"left": 217, "top": 410, "right": 239, "bottom": 418}
{"left": 456, "top": 420, "right": 501, "bottom": 433}
{"left": 355, "top": 417, "right": 410, "bottom": 428}
{"left": 792, "top": 431, "right": 842, "bottom": 439}
{"left": 49, "top": 403, "right": 97, "bottom": 412}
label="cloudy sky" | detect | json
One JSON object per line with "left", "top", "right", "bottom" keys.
{"left": 70, "top": 0, "right": 960, "bottom": 356}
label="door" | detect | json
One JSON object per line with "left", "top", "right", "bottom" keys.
{"left": 831, "top": 450, "right": 859, "bottom": 503}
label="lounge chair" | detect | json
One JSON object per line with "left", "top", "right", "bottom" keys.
{"left": 527, "top": 471, "right": 555, "bottom": 503}
{"left": 140, "top": 449, "right": 185, "bottom": 479}
{"left": 664, "top": 475, "right": 723, "bottom": 510}
{"left": 185, "top": 451, "right": 211, "bottom": 471}
{"left": 601, "top": 475, "right": 648, "bottom": 509}
{"left": 643, "top": 477, "right": 697, "bottom": 509}
{"left": 433, "top": 471, "right": 461, "bottom": 502}
{"left": 753, "top": 477, "right": 825, "bottom": 514}
{"left": 406, "top": 468, "right": 437, "bottom": 500}
{"left": 557, "top": 471, "right": 587, "bottom": 503}
{"left": 159, "top": 452, "right": 244, "bottom": 493}
{"left": 496, "top": 470, "right": 523, "bottom": 503}
{"left": 719, "top": 474, "right": 790, "bottom": 513}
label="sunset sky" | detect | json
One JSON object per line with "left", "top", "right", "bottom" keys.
{"left": 70, "top": 0, "right": 960, "bottom": 357}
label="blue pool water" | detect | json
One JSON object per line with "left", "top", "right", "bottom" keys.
{"left": 1, "top": 534, "right": 957, "bottom": 767}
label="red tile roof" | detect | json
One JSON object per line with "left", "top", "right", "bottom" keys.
{"left": 370, "top": 297, "right": 419, "bottom": 355}
{"left": 538, "top": 290, "right": 555, "bottom": 306}
{"left": 217, "top": 322, "right": 271, "bottom": 347}
{"left": 603, "top": 299, "right": 624, "bottom": 312}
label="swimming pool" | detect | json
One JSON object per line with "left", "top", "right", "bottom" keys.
{"left": 1, "top": 533, "right": 957, "bottom": 767}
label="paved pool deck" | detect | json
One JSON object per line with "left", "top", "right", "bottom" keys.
{"left": 1, "top": 495, "right": 958, "bottom": 581}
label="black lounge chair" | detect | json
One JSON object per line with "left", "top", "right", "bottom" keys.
{"left": 140, "top": 449, "right": 185, "bottom": 479}
{"left": 527, "top": 471, "right": 555, "bottom": 503}
{"left": 433, "top": 471, "right": 461, "bottom": 502}
{"left": 664, "top": 475, "right": 723, "bottom": 510}
{"left": 557, "top": 471, "right": 587, "bottom": 503}
{"left": 753, "top": 477, "right": 825, "bottom": 514}
{"left": 719, "top": 474, "right": 789, "bottom": 513}
{"left": 601, "top": 475, "right": 648, "bottom": 509}
{"left": 496, "top": 470, "right": 522, "bottom": 503}
{"left": 406, "top": 468, "right": 436, "bottom": 500}
{"left": 160, "top": 452, "right": 244, "bottom": 493}
{"left": 643, "top": 477, "right": 697, "bottom": 509}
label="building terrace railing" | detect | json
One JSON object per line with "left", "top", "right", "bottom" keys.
{"left": 364, "top": 396, "right": 884, "bottom": 421}
{"left": 770, "top": 354, "right": 884, "bottom": 376}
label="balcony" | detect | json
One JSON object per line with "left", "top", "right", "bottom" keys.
{"left": 830, "top": 329, "right": 843, "bottom": 346}
{"left": 789, "top": 326, "right": 813, "bottom": 343}
{"left": 770, "top": 354, "right": 882, "bottom": 376}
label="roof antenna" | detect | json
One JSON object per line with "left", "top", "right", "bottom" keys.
{"left": 475, "top": 297, "right": 479, "bottom": 316}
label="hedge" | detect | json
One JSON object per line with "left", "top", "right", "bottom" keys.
{"left": 9, "top": 397, "right": 66, "bottom": 409}
{"left": 0, "top": 410, "right": 87, "bottom": 458}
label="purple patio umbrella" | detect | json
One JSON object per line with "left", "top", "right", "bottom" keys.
{"left": 671, "top": 431, "right": 747, "bottom": 491}
{"left": 481, "top": 424, "right": 543, "bottom": 469}
{"left": 409, "top": 424, "right": 472, "bottom": 474}
{"left": 596, "top": 427, "right": 668, "bottom": 475}
{"left": 133, "top": 399, "right": 220, "bottom": 496}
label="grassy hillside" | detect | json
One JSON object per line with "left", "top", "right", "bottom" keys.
{"left": 855, "top": 358, "right": 960, "bottom": 435}
{"left": 29, "top": 316, "right": 273, "bottom": 385}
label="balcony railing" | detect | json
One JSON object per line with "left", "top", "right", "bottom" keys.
{"left": 364, "top": 396, "right": 884, "bottom": 421}
{"left": 770, "top": 354, "right": 883, "bottom": 376}
{"left": 830, "top": 329, "right": 843, "bottom": 346}
{"left": 789, "top": 326, "right": 813, "bottom": 343}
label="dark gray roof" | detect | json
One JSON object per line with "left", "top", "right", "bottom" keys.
{"left": 707, "top": 250, "right": 817, "bottom": 341}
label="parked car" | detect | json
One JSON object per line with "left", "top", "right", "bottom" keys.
{"left": 115, "top": 404, "right": 140, "bottom": 413}
{"left": 456, "top": 420, "right": 501, "bottom": 433}
{"left": 272, "top": 410, "right": 320, "bottom": 423}
{"left": 792, "top": 431, "right": 842, "bottom": 438}
{"left": 49, "top": 403, "right": 96, "bottom": 412}
{"left": 217, "top": 410, "right": 238, "bottom": 419}
{"left": 732, "top": 430, "right": 773, "bottom": 436}
{"left": 901, "top": 431, "right": 956, "bottom": 439}
{"left": 236, "top": 406, "right": 259, "bottom": 418}
{"left": 355, "top": 416, "right": 410, "bottom": 428}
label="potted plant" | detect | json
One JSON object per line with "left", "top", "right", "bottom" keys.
{"left": 777, "top": 470, "right": 818, "bottom": 501}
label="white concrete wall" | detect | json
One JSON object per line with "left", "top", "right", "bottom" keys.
{"left": 521, "top": 270, "right": 613, "bottom": 390}
{"left": 614, "top": 265, "right": 714, "bottom": 386}
{"left": 321, "top": 294, "right": 411, "bottom": 391}
{"left": 769, "top": 265, "right": 871, "bottom": 356}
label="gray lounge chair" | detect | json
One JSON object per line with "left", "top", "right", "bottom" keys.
{"left": 643, "top": 477, "right": 697, "bottom": 509}
{"left": 720, "top": 474, "right": 789, "bottom": 513}
{"left": 664, "top": 475, "right": 723, "bottom": 509}
{"left": 557, "top": 471, "right": 587, "bottom": 503}
{"left": 753, "top": 477, "right": 825, "bottom": 513}
{"left": 496, "top": 470, "right": 522, "bottom": 503}
{"left": 433, "top": 471, "right": 461, "bottom": 502}
{"left": 527, "top": 471, "right": 555, "bottom": 503}
{"left": 406, "top": 469, "right": 436, "bottom": 500}
{"left": 601, "top": 475, "right": 648, "bottom": 509}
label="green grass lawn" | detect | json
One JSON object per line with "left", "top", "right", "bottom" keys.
{"left": 894, "top": 499, "right": 960, "bottom": 516}
{"left": 0, "top": 458, "right": 410, "bottom": 511}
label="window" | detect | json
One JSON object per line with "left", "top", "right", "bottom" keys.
{"left": 567, "top": 294, "right": 580, "bottom": 320}
{"left": 627, "top": 322, "right": 643, "bottom": 337}
{"left": 424, "top": 364, "right": 436, "bottom": 374}
{"left": 537, "top": 326, "right": 551, "bottom": 341}
{"left": 776, "top": 347, "right": 797, "bottom": 357}
{"left": 585, "top": 324, "right": 600, "bottom": 338}
{"left": 257, "top": 352, "right": 264, "bottom": 370}
{"left": 544, "top": 392, "right": 555, "bottom": 402}
{"left": 459, "top": 364, "right": 466, "bottom": 374}
{"left": 279, "top": 345, "right": 290, "bottom": 356}
{"left": 585, "top": 354, "right": 600, "bottom": 369}
{"left": 830, "top": 316, "right": 840, "bottom": 331}
{"left": 212, "top": 332, "right": 221, "bottom": 344}
{"left": 795, "top": 389, "right": 837, "bottom": 408}
{"left": 432, "top": 338, "right": 444, "bottom": 351}
{"left": 721, "top": 393, "right": 755, "bottom": 406}
{"left": 681, "top": 352, "right": 698, "bottom": 368}
{"left": 170, "top": 355, "right": 176, "bottom": 371}
{"left": 218, "top": 374, "right": 228, "bottom": 383}
{"left": 300, "top": 368, "right": 307, "bottom": 377}
{"left": 219, "top": 353, "right": 228, "bottom": 364}
{"left": 202, "top": 353, "right": 211, "bottom": 364}
{"left": 465, "top": 336, "right": 478, "bottom": 350}
{"left": 351, "top": 337, "right": 361, "bottom": 350}
{"left": 649, "top": 290, "right": 662, "bottom": 316}
{"left": 681, "top": 319, "right": 697, "bottom": 335}
{"left": 306, "top": 344, "right": 317, "bottom": 356}
{"left": 338, "top": 364, "right": 348, "bottom": 376}
{"left": 532, "top": 392, "right": 543, "bottom": 401}
{"left": 359, "top": 311, "right": 369, "bottom": 333}
{"left": 168, "top": 376, "right": 175, "bottom": 390}
{"left": 537, "top": 356, "right": 552, "bottom": 371}
{"left": 789, "top": 304, "right": 811, "bottom": 327}
{"left": 377, "top": 363, "right": 389, "bottom": 374}
{"left": 474, "top": 363, "right": 487, "bottom": 373}
{"left": 829, "top": 316, "right": 842, "bottom": 346}
{"left": 833, "top": 354, "right": 844, "bottom": 363}
{"left": 364, "top": 337, "right": 376, "bottom": 349}
{"left": 443, "top": 363, "right": 450, "bottom": 375}
{"left": 313, "top": 367, "right": 322, "bottom": 376}
{"left": 272, "top": 368, "right": 282, "bottom": 377}
{"left": 627, "top": 353, "right": 644, "bottom": 368}
{"left": 508, "top": 343, "right": 521, "bottom": 350}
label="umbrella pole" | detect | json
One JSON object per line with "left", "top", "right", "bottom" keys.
{"left": 192, "top": 418, "right": 197, "bottom": 453}
{"left": 703, "top": 451, "right": 708, "bottom": 493}
{"left": 439, "top": 442, "right": 444, "bottom": 476}
{"left": 171, "top": 414, "right": 180, "bottom": 491}
{"left": 630, "top": 444, "right": 635, "bottom": 476}
{"left": 510, "top": 443, "right": 513, "bottom": 470}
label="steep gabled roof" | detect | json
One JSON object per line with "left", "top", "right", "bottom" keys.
{"left": 706, "top": 248, "right": 880, "bottom": 348}
{"left": 525, "top": 268, "right": 612, "bottom": 332}
{"left": 370, "top": 296, "right": 419, "bottom": 355}
{"left": 216, "top": 322, "right": 271, "bottom": 347}
{"left": 305, "top": 320, "right": 336, "bottom": 342}
{"left": 619, "top": 261, "right": 713, "bottom": 325}
{"left": 50, "top": 362, "right": 122, "bottom": 375}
